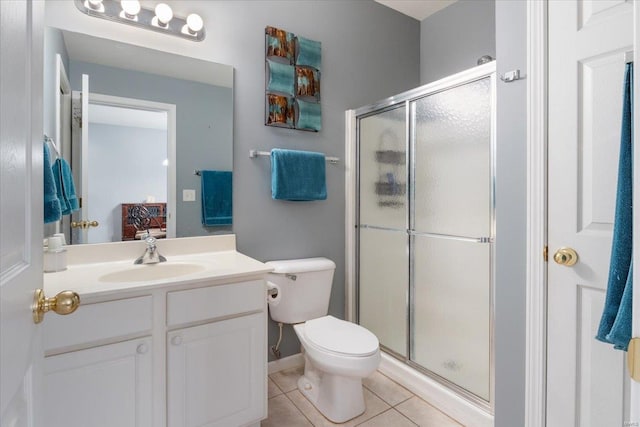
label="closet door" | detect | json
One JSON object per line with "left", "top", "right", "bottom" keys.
{"left": 410, "top": 77, "right": 494, "bottom": 402}
{"left": 358, "top": 106, "right": 408, "bottom": 357}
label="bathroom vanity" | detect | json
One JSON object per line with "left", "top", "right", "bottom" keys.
{"left": 42, "top": 235, "right": 271, "bottom": 427}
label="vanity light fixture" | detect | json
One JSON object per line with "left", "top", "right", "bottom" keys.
{"left": 74, "top": 0, "right": 206, "bottom": 42}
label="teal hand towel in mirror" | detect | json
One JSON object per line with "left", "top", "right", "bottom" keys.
{"left": 270, "top": 148, "right": 327, "bottom": 201}
{"left": 43, "top": 142, "right": 62, "bottom": 224}
{"left": 596, "top": 62, "right": 633, "bottom": 351}
{"left": 52, "top": 158, "right": 79, "bottom": 215}
{"left": 201, "top": 170, "right": 232, "bottom": 226}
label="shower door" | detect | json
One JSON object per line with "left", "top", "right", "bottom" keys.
{"left": 356, "top": 64, "right": 495, "bottom": 409}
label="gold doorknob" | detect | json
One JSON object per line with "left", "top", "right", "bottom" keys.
{"left": 553, "top": 247, "right": 578, "bottom": 266}
{"left": 32, "top": 289, "right": 80, "bottom": 324}
{"left": 71, "top": 220, "right": 99, "bottom": 229}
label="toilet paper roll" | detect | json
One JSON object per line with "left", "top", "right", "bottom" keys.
{"left": 266, "top": 281, "right": 281, "bottom": 307}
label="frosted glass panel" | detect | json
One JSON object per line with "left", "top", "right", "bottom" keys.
{"left": 413, "top": 77, "right": 491, "bottom": 237}
{"left": 359, "top": 107, "right": 407, "bottom": 229}
{"left": 359, "top": 228, "right": 408, "bottom": 356}
{"left": 412, "top": 235, "right": 490, "bottom": 400}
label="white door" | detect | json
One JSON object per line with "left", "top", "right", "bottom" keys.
{"left": 0, "top": 1, "right": 45, "bottom": 425}
{"left": 70, "top": 75, "right": 90, "bottom": 244}
{"left": 548, "top": 0, "right": 634, "bottom": 425}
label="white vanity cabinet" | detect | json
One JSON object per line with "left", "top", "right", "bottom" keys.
{"left": 44, "top": 337, "right": 153, "bottom": 427}
{"left": 166, "top": 280, "right": 266, "bottom": 427}
{"left": 42, "top": 278, "right": 267, "bottom": 427}
{"left": 43, "top": 296, "right": 154, "bottom": 427}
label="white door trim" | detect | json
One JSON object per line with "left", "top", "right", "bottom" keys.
{"left": 525, "top": 1, "right": 547, "bottom": 426}
{"left": 631, "top": 0, "right": 640, "bottom": 420}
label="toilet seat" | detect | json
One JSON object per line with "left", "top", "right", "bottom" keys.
{"left": 304, "top": 315, "right": 379, "bottom": 357}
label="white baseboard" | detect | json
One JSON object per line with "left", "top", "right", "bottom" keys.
{"left": 267, "top": 353, "right": 304, "bottom": 375}
{"left": 379, "top": 353, "right": 494, "bottom": 427}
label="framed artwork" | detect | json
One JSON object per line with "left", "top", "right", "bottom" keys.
{"left": 265, "top": 26, "right": 321, "bottom": 132}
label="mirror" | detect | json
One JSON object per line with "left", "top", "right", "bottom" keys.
{"left": 43, "top": 27, "right": 234, "bottom": 245}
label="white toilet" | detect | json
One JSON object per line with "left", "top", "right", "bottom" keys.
{"left": 266, "top": 257, "right": 380, "bottom": 423}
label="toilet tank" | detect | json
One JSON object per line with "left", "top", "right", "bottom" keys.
{"left": 266, "top": 257, "right": 336, "bottom": 324}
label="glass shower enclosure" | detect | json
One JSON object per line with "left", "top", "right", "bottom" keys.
{"left": 355, "top": 63, "right": 495, "bottom": 410}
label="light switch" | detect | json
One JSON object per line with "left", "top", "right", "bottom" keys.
{"left": 183, "top": 189, "right": 196, "bottom": 202}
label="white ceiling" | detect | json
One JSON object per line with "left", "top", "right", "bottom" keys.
{"left": 375, "top": 0, "right": 458, "bottom": 21}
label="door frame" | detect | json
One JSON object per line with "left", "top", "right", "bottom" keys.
{"left": 524, "top": 1, "right": 547, "bottom": 426}
{"left": 525, "top": 2, "right": 640, "bottom": 425}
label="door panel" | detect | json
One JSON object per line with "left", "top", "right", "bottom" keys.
{"left": 577, "top": 287, "right": 625, "bottom": 427}
{"left": 0, "top": 0, "right": 44, "bottom": 425}
{"left": 579, "top": 52, "right": 626, "bottom": 233}
{"left": 548, "top": 0, "right": 632, "bottom": 425}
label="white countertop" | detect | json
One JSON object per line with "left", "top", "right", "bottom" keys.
{"left": 44, "top": 235, "right": 273, "bottom": 303}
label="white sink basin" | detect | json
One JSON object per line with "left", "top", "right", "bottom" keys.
{"left": 99, "top": 262, "right": 206, "bottom": 283}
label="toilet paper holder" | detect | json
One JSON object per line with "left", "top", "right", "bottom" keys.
{"left": 267, "top": 287, "right": 278, "bottom": 297}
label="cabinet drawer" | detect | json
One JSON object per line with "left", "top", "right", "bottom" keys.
{"left": 44, "top": 296, "right": 153, "bottom": 353}
{"left": 167, "top": 280, "right": 264, "bottom": 326}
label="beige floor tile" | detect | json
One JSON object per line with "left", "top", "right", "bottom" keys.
{"left": 363, "top": 371, "right": 414, "bottom": 406}
{"left": 356, "top": 409, "right": 417, "bottom": 427}
{"left": 286, "top": 387, "right": 390, "bottom": 427}
{"left": 270, "top": 366, "right": 304, "bottom": 393}
{"left": 261, "top": 394, "right": 312, "bottom": 427}
{"left": 268, "top": 378, "right": 283, "bottom": 399}
{"left": 395, "top": 396, "right": 463, "bottom": 426}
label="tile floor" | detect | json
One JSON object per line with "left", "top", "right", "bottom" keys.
{"left": 262, "top": 367, "right": 463, "bottom": 427}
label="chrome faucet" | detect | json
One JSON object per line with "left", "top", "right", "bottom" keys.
{"left": 134, "top": 232, "right": 167, "bottom": 265}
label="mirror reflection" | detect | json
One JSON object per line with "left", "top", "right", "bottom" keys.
{"left": 43, "top": 28, "right": 234, "bottom": 245}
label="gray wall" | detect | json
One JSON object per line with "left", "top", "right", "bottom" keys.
{"left": 68, "top": 62, "right": 233, "bottom": 237}
{"left": 88, "top": 123, "right": 167, "bottom": 243}
{"left": 216, "top": 1, "right": 420, "bottom": 360}
{"left": 420, "top": 0, "right": 495, "bottom": 85}
{"left": 494, "top": 1, "right": 527, "bottom": 425}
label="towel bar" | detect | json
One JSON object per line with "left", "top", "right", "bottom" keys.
{"left": 249, "top": 149, "right": 339, "bottom": 164}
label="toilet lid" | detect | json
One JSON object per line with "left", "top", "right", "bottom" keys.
{"left": 304, "top": 315, "right": 379, "bottom": 357}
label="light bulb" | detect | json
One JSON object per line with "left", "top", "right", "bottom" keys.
{"left": 186, "top": 13, "right": 204, "bottom": 33}
{"left": 87, "top": 0, "right": 103, "bottom": 9}
{"left": 155, "top": 3, "right": 173, "bottom": 25}
{"left": 121, "top": 0, "right": 141, "bottom": 18}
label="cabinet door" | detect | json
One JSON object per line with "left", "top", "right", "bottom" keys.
{"left": 167, "top": 312, "right": 266, "bottom": 427}
{"left": 44, "top": 337, "right": 153, "bottom": 427}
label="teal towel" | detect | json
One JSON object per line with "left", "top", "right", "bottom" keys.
{"left": 201, "top": 170, "right": 232, "bottom": 226}
{"left": 43, "top": 143, "right": 62, "bottom": 223}
{"left": 52, "top": 158, "right": 79, "bottom": 215}
{"left": 596, "top": 62, "right": 633, "bottom": 351}
{"left": 271, "top": 149, "right": 327, "bottom": 201}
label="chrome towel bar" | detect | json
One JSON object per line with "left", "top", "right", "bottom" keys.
{"left": 249, "top": 149, "right": 339, "bottom": 164}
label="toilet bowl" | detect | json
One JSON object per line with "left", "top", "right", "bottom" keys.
{"left": 293, "top": 316, "right": 380, "bottom": 423}
{"left": 266, "top": 258, "right": 381, "bottom": 423}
